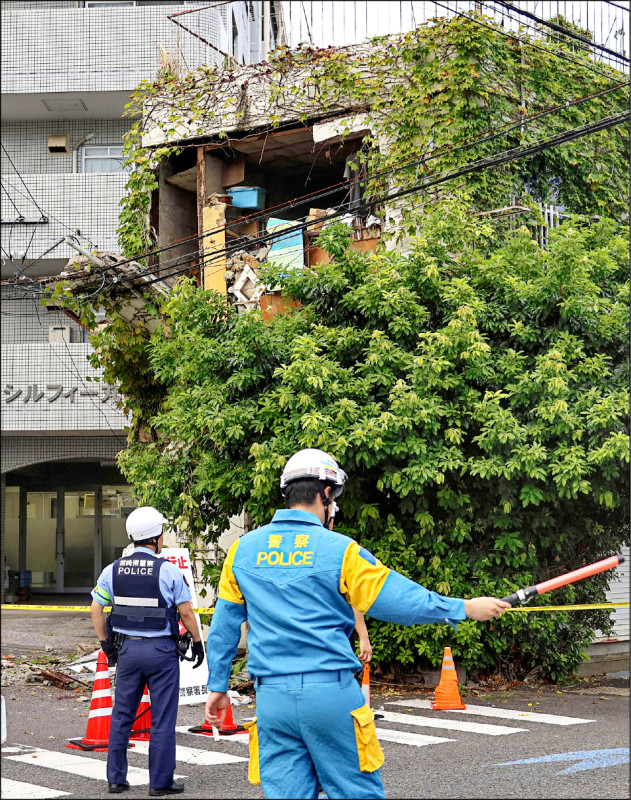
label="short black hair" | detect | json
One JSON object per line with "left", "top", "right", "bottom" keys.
{"left": 133, "top": 536, "right": 159, "bottom": 549}
{"left": 284, "top": 479, "right": 326, "bottom": 508}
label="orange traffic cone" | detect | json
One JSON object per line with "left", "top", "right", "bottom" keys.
{"left": 431, "top": 647, "right": 466, "bottom": 710}
{"left": 129, "top": 684, "right": 151, "bottom": 741}
{"left": 189, "top": 700, "right": 246, "bottom": 737}
{"left": 360, "top": 664, "right": 371, "bottom": 706}
{"left": 359, "top": 663, "right": 384, "bottom": 720}
{"left": 67, "top": 650, "right": 116, "bottom": 751}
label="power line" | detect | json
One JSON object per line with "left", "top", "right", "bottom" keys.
{"left": 1, "top": 182, "right": 23, "bottom": 217}
{"left": 51, "top": 78, "right": 628, "bottom": 288}
{"left": 121, "top": 110, "right": 630, "bottom": 292}
{"left": 488, "top": 0, "right": 629, "bottom": 63}
{"left": 1, "top": 177, "right": 97, "bottom": 247}
{"left": 433, "top": 0, "right": 621, "bottom": 80}
{"left": 94, "top": 82, "right": 630, "bottom": 290}
{"left": 1, "top": 144, "right": 48, "bottom": 220}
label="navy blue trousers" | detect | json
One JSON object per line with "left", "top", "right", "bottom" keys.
{"left": 107, "top": 637, "right": 180, "bottom": 790}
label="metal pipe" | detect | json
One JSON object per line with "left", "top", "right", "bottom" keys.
{"left": 72, "top": 132, "right": 95, "bottom": 174}
{"left": 64, "top": 235, "right": 106, "bottom": 268}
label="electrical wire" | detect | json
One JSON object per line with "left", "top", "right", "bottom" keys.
{"left": 1, "top": 177, "right": 97, "bottom": 246}
{"left": 49, "top": 106, "right": 625, "bottom": 296}
{"left": 1, "top": 182, "right": 23, "bottom": 217}
{"left": 75, "top": 79, "right": 630, "bottom": 290}
{"left": 43, "top": 77, "right": 627, "bottom": 289}
{"left": 1, "top": 246, "right": 108, "bottom": 302}
{"left": 118, "top": 109, "right": 630, "bottom": 292}
{"left": 488, "top": 0, "right": 629, "bottom": 63}
{"left": 432, "top": 0, "right": 622, "bottom": 80}
{"left": 1, "top": 144, "right": 48, "bottom": 220}
{"left": 25, "top": 291, "right": 128, "bottom": 447}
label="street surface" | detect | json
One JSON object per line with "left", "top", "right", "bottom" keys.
{"left": 1, "top": 607, "right": 629, "bottom": 799}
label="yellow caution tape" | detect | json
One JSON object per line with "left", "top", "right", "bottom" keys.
{"left": 505, "top": 602, "right": 629, "bottom": 612}
{"left": 1, "top": 605, "right": 216, "bottom": 613}
{"left": 2, "top": 603, "right": 627, "bottom": 613}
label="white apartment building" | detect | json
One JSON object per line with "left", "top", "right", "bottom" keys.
{"left": 1, "top": 0, "right": 280, "bottom": 598}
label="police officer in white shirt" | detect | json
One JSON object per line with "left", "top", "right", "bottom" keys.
{"left": 91, "top": 506, "right": 204, "bottom": 796}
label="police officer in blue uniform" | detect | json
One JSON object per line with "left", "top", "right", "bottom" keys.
{"left": 90, "top": 506, "right": 205, "bottom": 796}
{"left": 204, "top": 449, "right": 510, "bottom": 799}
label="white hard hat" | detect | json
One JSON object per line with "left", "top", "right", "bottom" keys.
{"left": 280, "top": 448, "right": 347, "bottom": 498}
{"left": 126, "top": 506, "right": 168, "bottom": 542}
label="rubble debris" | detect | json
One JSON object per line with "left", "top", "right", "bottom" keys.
{"left": 225, "top": 250, "right": 266, "bottom": 309}
{"left": 39, "top": 668, "right": 93, "bottom": 691}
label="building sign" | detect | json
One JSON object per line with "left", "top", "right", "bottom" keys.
{"left": 1, "top": 343, "right": 127, "bottom": 432}
{"left": 3, "top": 383, "right": 121, "bottom": 404}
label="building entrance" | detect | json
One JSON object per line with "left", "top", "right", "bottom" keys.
{"left": 3, "top": 462, "right": 136, "bottom": 594}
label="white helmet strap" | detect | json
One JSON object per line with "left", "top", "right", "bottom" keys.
{"left": 318, "top": 485, "right": 332, "bottom": 528}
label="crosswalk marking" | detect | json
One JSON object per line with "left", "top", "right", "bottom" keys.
{"left": 5, "top": 746, "right": 186, "bottom": 786}
{"left": 377, "top": 709, "right": 527, "bottom": 736}
{"left": 386, "top": 699, "right": 594, "bottom": 726}
{"left": 131, "top": 740, "right": 248, "bottom": 765}
{"left": 376, "top": 728, "right": 456, "bottom": 747}
{"left": 176, "top": 725, "right": 250, "bottom": 744}
{"left": 1, "top": 778, "right": 70, "bottom": 799}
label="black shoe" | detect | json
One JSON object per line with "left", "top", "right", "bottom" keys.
{"left": 108, "top": 783, "right": 130, "bottom": 794}
{"left": 149, "top": 783, "right": 185, "bottom": 796}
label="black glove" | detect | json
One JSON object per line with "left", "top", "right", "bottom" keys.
{"left": 191, "top": 639, "right": 205, "bottom": 669}
{"left": 100, "top": 639, "right": 118, "bottom": 667}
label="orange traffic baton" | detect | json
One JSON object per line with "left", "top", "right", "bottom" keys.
{"left": 502, "top": 555, "right": 625, "bottom": 605}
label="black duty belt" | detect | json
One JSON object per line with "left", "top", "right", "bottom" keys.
{"left": 121, "top": 634, "right": 174, "bottom": 641}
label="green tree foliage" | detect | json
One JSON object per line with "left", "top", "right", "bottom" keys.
{"left": 118, "top": 200, "right": 629, "bottom": 681}
{"left": 50, "top": 12, "right": 629, "bottom": 680}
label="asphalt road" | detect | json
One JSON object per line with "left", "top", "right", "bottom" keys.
{"left": 1, "top": 678, "right": 628, "bottom": 799}
{"left": 1, "top": 607, "right": 629, "bottom": 798}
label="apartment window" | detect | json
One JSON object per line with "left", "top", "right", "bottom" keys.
{"left": 82, "top": 144, "right": 126, "bottom": 173}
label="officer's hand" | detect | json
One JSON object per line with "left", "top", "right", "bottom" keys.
{"left": 358, "top": 637, "right": 373, "bottom": 663}
{"left": 100, "top": 639, "right": 118, "bottom": 667}
{"left": 464, "top": 597, "right": 511, "bottom": 621}
{"left": 205, "top": 691, "right": 230, "bottom": 726}
{"left": 191, "top": 639, "right": 205, "bottom": 669}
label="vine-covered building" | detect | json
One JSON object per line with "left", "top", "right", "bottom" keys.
{"left": 131, "top": 23, "right": 628, "bottom": 671}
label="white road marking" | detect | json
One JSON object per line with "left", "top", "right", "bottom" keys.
{"left": 6, "top": 746, "right": 186, "bottom": 786}
{"left": 1, "top": 746, "right": 28, "bottom": 754}
{"left": 376, "top": 728, "right": 456, "bottom": 747}
{"left": 386, "top": 699, "right": 594, "bottom": 725}
{"left": 131, "top": 740, "right": 248, "bottom": 765}
{"left": 0, "top": 777, "right": 70, "bottom": 799}
{"left": 176, "top": 725, "right": 250, "bottom": 744}
{"left": 377, "top": 710, "right": 527, "bottom": 736}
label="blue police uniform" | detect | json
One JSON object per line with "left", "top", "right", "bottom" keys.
{"left": 92, "top": 547, "right": 191, "bottom": 791}
{"left": 207, "top": 510, "right": 465, "bottom": 799}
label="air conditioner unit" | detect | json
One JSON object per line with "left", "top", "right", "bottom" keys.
{"left": 47, "top": 134, "right": 70, "bottom": 154}
{"left": 48, "top": 325, "right": 72, "bottom": 343}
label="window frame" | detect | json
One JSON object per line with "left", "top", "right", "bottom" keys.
{"left": 82, "top": 143, "right": 127, "bottom": 174}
